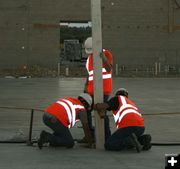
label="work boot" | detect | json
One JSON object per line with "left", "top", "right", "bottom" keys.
{"left": 77, "top": 136, "right": 95, "bottom": 144}
{"left": 37, "top": 130, "right": 49, "bottom": 149}
{"left": 138, "top": 134, "right": 152, "bottom": 151}
{"left": 129, "top": 133, "right": 142, "bottom": 153}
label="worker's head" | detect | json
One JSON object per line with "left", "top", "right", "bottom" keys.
{"left": 115, "top": 88, "right": 128, "bottom": 97}
{"left": 84, "top": 37, "right": 92, "bottom": 54}
{"left": 78, "top": 93, "right": 92, "bottom": 109}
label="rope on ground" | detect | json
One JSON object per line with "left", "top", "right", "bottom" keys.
{"left": 0, "top": 106, "right": 180, "bottom": 146}
{"left": 0, "top": 106, "right": 179, "bottom": 116}
{"left": 0, "top": 106, "right": 43, "bottom": 112}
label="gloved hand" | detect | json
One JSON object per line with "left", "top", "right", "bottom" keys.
{"left": 94, "top": 103, "right": 106, "bottom": 111}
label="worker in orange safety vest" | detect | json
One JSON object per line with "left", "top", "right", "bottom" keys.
{"left": 94, "top": 88, "right": 152, "bottom": 152}
{"left": 78, "top": 37, "right": 113, "bottom": 143}
{"left": 37, "top": 93, "right": 94, "bottom": 149}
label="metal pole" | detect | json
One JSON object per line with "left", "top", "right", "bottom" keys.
{"left": 27, "top": 109, "right": 34, "bottom": 145}
{"left": 91, "top": 0, "right": 104, "bottom": 149}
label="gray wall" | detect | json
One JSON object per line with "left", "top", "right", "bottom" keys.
{"left": 0, "top": 0, "right": 180, "bottom": 70}
{"left": 102, "top": 0, "right": 180, "bottom": 69}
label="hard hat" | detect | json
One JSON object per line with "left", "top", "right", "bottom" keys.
{"left": 78, "top": 93, "right": 92, "bottom": 107}
{"left": 84, "top": 37, "right": 92, "bottom": 54}
{"left": 115, "top": 88, "right": 128, "bottom": 97}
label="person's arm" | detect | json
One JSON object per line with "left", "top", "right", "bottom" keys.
{"left": 78, "top": 110, "right": 94, "bottom": 147}
{"left": 94, "top": 97, "right": 119, "bottom": 118}
{"left": 100, "top": 50, "right": 112, "bottom": 72}
{"left": 94, "top": 103, "right": 110, "bottom": 118}
{"left": 84, "top": 77, "right": 88, "bottom": 93}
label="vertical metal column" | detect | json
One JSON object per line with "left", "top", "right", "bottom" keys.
{"left": 27, "top": 109, "right": 34, "bottom": 145}
{"left": 91, "top": 0, "right": 104, "bottom": 149}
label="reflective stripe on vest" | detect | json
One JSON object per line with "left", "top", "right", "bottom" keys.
{"left": 117, "top": 109, "right": 142, "bottom": 124}
{"left": 87, "top": 68, "right": 112, "bottom": 81}
{"left": 86, "top": 56, "right": 90, "bottom": 73}
{"left": 56, "top": 99, "right": 84, "bottom": 128}
{"left": 88, "top": 68, "right": 107, "bottom": 75}
{"left": 56, "top": 101, "right": 72, "bottom": 128}
{"left": 113, "top": 96, "right": 142, "bottom": 128}
{"left": 88, "top": 74, "right": 112, "bottom": 81}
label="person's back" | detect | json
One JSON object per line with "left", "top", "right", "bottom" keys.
{"left": 45, "top": 97, "right": 85, "bottom": 128}
{"left": 38, "top": 93, "right": 94, "bottom": 149}
{"left": 85, "top": 48, "right": 113, "bottom": 95}
{"left": 94, "top": 88, "right": 152, "bottom": 152}
{"left": 80, "top": 37, "right": 113, "bottom": 142}
{"left": 112, "top": 95, "right": 144, "bottom": 129}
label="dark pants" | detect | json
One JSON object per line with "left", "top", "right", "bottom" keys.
{"left": 87, "top": 95, "right": 111, "bottom": 141}
{"left": 43, "top": 113, "right": 74, "bottom": 148}
{"left": 105, "top": 126, "right": 145, "bottom": 151}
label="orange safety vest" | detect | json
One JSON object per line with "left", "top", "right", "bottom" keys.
{"left": 86, "top": 49, "right": 112, "bottom": 95}
{"left": 112, "top": 96, "right": 144, "bottom": 129}
{"left": 45, "top": 97, "right": 85, "bottom": 128}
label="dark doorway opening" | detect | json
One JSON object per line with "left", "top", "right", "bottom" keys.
{"left": 59, "top": 21, "right": 92, "bottom": 62}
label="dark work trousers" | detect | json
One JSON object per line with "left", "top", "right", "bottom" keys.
{"left": 43, "top": 113, "right": 74, "bottom": 148}
{"left": 87, "top": 95, "right": 111, "bottom": 141}
{"left": 105, "top": 126, "right": 145, "bottom": 151}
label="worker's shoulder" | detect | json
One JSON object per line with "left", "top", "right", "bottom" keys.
{"left": 103, "top": 49, "right": 112, "bottom": 54}
{"left": 103, "top": 49, "right": 113, "bottom": 59}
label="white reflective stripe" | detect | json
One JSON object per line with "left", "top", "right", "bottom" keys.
{"left": 113, "top": 113, "right": 119, "bottom": 123}
{"left": 120, "top": 96, "right": 127, "bottom": 105}
{"left": 56, "top": 101, "right": 72, "bottom": 126}
{"left": 88, "top": 76, "right": 93, "bottom": 81}
{"left": 88, "top": 73, "right": 111, "bottom": 81}
{"left": 56, "top": 100, "right": 84, "bottom": 128}
{"left": 62, "top": 99, "right": 76, "bottom": 127}
{"left": 88, "top": 68, "right": 106, "bottom": 76}
{"left": 102, "top": 74, "right": 111, "bottom": 79}
{"left": 120, "top": 96, "right": 138, "bottom": 111}
{"left": 102, "top": 68, "right": 107, "bottom": 73}
{"left": 89, "top": 70, "right": 93, "bottom": 75}
{"left": 74, "top": 105, "right": 84, "bottom": 109}
{"left": 114, "top": 104, "right": 138, "bottom": 123}
{"left": 113, "top": 114, "right": 119, "bottom": 123}
{"left": 86, "top": 57, "right": 89, "bottom": 73}
{"left": 118, "top": 109, "right": 142, "bottom": 124}
{"left": 113, "top": 96, "right": 138, "bottom": 123}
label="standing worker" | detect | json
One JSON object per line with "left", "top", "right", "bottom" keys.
{"left": 94, "top": 88, "right": 152, "bottom": 152}
{"left": 80, "top": 37, "right": 113, "bottom": 142}
{"left": 38, "top": 93, "right": 94, "bottom": 149}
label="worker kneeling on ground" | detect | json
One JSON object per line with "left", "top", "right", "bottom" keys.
{"left": 94, "top": 88, "right": 152, "bottom": 152}
{"left": 38, "top": 93, "right": 94, "bottom": 149}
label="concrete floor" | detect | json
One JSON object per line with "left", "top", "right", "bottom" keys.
{"left": 0, "top": 77, "right": 180, "bottom": 169}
